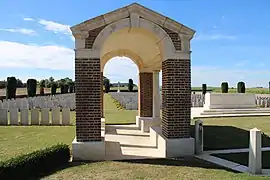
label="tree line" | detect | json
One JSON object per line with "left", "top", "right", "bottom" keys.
{"left": 5, "top": 76, "right": 75, "bottom": 99}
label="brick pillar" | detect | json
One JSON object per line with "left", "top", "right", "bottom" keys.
{"left": 139, "top": 72, "right": 153, "bottom": 117}
{"left": 101, "top": 72, "right": 104, "bottom": 118}
{"left": 162, "top": 59, "right": 191, "bottom": 139}
{"left": 75, "top": 58, "right": 101, "bottom": 142}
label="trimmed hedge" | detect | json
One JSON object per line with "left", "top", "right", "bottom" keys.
{"left": 237, "top": 81, "right": 246, "bottom": 93}
{"left": 27, "top": 79, "right": 37, "bottom": 97}
{"left": 6, "top": 77, "right": 17, "bottom": 99}
{"left": 128, "top": 79, "right": 134, "bottom": 92}
{"left": 51, "top": 83, "right": 57, "bottom": 95}
{"left": 0, "top": 144, "right": 70, "bottom": 180}
{"left": 202, "top": 84, "right": 207, "bottom": 95}
{"left": 221, "top": 82, "right": 229, "bottom": 93}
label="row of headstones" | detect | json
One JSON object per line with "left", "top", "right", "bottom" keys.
{"left": 0, "top": 108, "right": 71, "bottom": 126}
{"left": 110, "top": 92, "right": 205, "bottom": 110}
{"left": 0, "top": 94, "right": 76, "bottom": 110}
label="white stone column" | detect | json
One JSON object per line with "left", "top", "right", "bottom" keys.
{"left": 153, "top": 70, "right": 160, "bottom": 119}
{"left": 249, "top": 128, "right": 262, "bottom": 174}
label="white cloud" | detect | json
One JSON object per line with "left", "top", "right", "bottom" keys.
{"left": 23, "top": 17, "right": 34, "bottom": 21}
{"left": 0, "top": 41, "right": 74, "bottom": 70}
{"left": 104, "top": 57, "right": 139, "bottom": 84}
{"left": 0, "top": 28, "right": 37, "bottom": 36}
{"left": 38, "top": 19, "right": 74, "bottom": 40}
{"left": 194, "top": 33, "right": 236, "bottom": 41}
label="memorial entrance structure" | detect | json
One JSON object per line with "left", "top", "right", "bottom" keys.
{"left": 71, "top": 3, "right": 195, "bottom": 160}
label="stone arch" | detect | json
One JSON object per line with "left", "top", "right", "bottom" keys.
{"left": 100, "top": 49, "right": 143, "bottom": 72}
{"left": 92, "top": 18, "right": 176, "bottom": 61}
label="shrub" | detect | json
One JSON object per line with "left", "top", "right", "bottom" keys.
{"left": 60, "top": 84, "right": 65, "bottom": 94}
{"left": 51, "top": 83, "right": 57, "bottom": 95}
{"left": 104, "top": 78, "right": 110, "bottom": 93}
{"left": 40, "top": 80, "right": 45, "bottom": 96}
{"left": 128, "top": 79, "right": 134, "bottom": 92}
{"left": 237, "top": 81, "right": 246, "bottom": 93}
{"left": 202, "top": 84, "right": 207, "bottom": 95}
{"left": 27, "top": 79, "right": 37, "bottom": 97}
{"left": 0, "top": 144, "right": 70, "bottom": 180}
{"left": 64, "top": 84, "right": 69, "bottom": 93}
{"left": 221, "top": 82, "right": 229, "bottom": 93}
{"left": 6, "top": 77, "right": 17, "bottom": 99}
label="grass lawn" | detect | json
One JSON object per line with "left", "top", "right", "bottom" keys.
{"left": 2, "top": 95, "right": 270, "bottom": 179}
{"left": 42, "top": 159, "right": 269, "bottom": 180}
{"left": 212, "top": 151, "right": 270, "bottom": 169}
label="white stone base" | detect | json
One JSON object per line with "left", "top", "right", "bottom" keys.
{"left": 136, "top": 116, "right": 161, "bottom": 132}
{"left": 150, "top": 126, "right": 194, "bottom": 157}
{"left": 72, "top": 138, "right": 106, "bottom": 161}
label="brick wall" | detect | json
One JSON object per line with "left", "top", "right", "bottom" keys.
{"left": 139, "top": 72, "right": 153, "bottom": 117}
{"left": 101, "top": 72, "right": 104, "bottom": 118}
{"left": 162, "top": 59, "right": 191, "bottom": 139}
{"left": 85, "top": 26, "right": 106, "bottom": 49}
{"left": 162, "top": 27, "right": 182, "bottom": 51}
{"left": 75, "top": 58, "right": 101, "bottom": 142}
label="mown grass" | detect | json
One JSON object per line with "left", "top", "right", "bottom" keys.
{"left": 1, "top": 95, "right": 270, "bottom": 179}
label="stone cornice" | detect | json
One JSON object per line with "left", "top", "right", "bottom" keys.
{"left": 70, "top": 3, "right": 195, "bottom": 38}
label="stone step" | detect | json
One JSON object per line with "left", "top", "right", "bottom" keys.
{"left": 197, "top": 113, "right": 270, "bottom": 118}
{"left": 203, "top": 108, "right": 270, "bottom": 113}
{"left": 120, "top": 146, "right": 162, "bottom": 159}
{"left": 201, "top": 110, "right": 270, "bottom": 115}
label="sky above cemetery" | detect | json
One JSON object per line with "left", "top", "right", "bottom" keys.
{"left": 0, "top": 0, "right": 269, "bottom": 87}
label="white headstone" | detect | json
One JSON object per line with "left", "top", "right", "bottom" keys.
{"left": 20, "top": 109, "right": 29, "bottom": 125}
{"left": 31, "top": 108, "right": 39, "bottom": 125}
{"left": 249, "top": 128, "right": 262, "bottom": 174}
{"left": 40, "top": 108, "right": 49, "bottom": 125}
{"left": 62, "top": 108, "right": 70, "bottom": 125}
{"left": 51, "top": 108, "right": 60, "bottom": 125}
{"left": 10, "top": 108, "right": 19, "bottom": 125}
{"left": 0, "top": 109, "right": 8, "bottom": 125}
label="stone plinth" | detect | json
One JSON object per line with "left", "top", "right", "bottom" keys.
{"left": 204, "top": 93, "right": 256, "bottom": 109}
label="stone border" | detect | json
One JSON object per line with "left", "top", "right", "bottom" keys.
{"left": 195, "top": 148, "right": 270, "bottom": 176}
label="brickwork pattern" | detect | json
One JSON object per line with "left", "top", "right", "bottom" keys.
{"left": 162, "top": 27, "right": 182, "bottom": 51}
{"left": 85, "top": 26, "right": 106, "bottom": 49}
{"left": 139, "top": 72, "right": 153, "bottom": 117}
{"left": 75, "top": 58, "right": 101, "bottom": 142}
{"left": 162, "top": 59, "right": 191, "bottom": 139}
{"left": 101, "top": 72, "right": 104, "bottom": 118}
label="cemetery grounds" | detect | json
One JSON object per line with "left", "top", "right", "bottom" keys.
{"left": 1, "top": 94, "right": 270, "bottom": 179}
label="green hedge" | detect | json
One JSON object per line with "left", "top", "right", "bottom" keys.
{"left": 221, "top": 82, "right": 229, "bottom": 93}
{"left": 202, "top": 84, "right": 207, "bottom": 95}
{"left": 51, "top": 83, "right": 57, "bottom": 95}
{"left": 0, "top": 144, "right": 70, "bottom": 179}
{"left": 27, "top": 79, "right": 37, "bottom": 97}
{"left": 237, "top": 81, "right": 246, "bottom": 93}
{"left": 6, "top": 77, "right": 17, "bottom": 99}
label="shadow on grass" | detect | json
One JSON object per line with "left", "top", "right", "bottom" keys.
{"left": 213, "top": 151, "right": 270, "bottom": 169}
{"left": 190, "top": 125, "right": 270, "bottom": 150}
{"left": 117, "top": 157, "right": 238, "bottom": 172}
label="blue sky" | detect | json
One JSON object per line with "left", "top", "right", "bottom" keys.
{"left": 0, "top": 0, "right": 269, "bottom": 87}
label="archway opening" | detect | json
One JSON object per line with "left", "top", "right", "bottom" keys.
{"left": 102, "top": 56, "right": 139, "bottom": 126}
